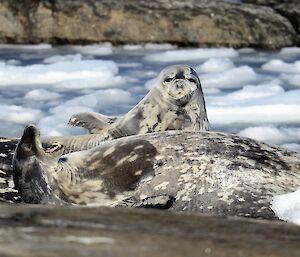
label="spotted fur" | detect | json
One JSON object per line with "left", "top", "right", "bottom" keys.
{"left": 13, "top": 125, "right": 300, "bottom": 219}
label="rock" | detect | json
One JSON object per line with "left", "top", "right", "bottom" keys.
{"left": 0, "top": 203, "right": 299, "bottom": 257}
{"left": 274, "top": 2, "right": 300, "bottom": 35}
{"left": 244, "top": 0, "right": 300, "bottom": 35}
{"left": 243, "top": 0, "right": 288, "bottom": 6}
{"left": 0, "top": 0, "right": 297, "bottom": 48}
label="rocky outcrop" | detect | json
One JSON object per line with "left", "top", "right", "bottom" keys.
{"left": 0, "top": 204, "right": 300, "bottom": 257}
{"left": 244, "top": 0, "right": 300, "bottom": 35}
{"left": 0, "top": 0, "right": 297, "bottom": 48}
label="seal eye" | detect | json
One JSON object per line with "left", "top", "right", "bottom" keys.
{"left": 22, "top": 143, "right": 32, "bottom": 151}
{"left": 164, "top": 77, "right": 173, "bottom": 83}
{"left": 188, "top": 78, "right": 197, "bottom": 83}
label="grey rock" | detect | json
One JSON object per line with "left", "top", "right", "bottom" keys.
{"left": 0, "top": 204, "right": 300, "bottom": 257}
{"left": 244, "top": 0, "right": 300, "bottom": 35}
{"left": 0, "top": 0, "right": 297, "bottom": 48}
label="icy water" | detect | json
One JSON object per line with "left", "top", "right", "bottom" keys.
{"left": 0, "top": 43, "right": 299, "bottom": 151}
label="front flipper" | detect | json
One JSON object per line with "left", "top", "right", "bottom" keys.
{"left": 118, "top": 195, "right": 175, "bottom": 210}
{"left": 68, "top": 112, "right": 117, "bottom": 134}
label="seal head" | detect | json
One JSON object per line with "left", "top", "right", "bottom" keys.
{"left": 156, "top": 65, "right": 200, "bottom": 106}
{"left": 13, "top": 125, "right": 63, "bottom": 203}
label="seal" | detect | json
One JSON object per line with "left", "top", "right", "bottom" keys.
{"left": 68, "top": 65, "right": 209, "bottom": 135}
{"left": 0, "top": 65, "right": 209, "bottom": 202}
{"left": 13, "top": 125, "right": 300, "bottom": 219}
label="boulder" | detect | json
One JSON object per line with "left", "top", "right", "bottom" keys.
{"left": 0, "top": 0, "right": 297, "bottom": 48}
{"left": 244, "top": 0, "right": 300, "bottom": 35}
{"left": 0, "top": 204, "right": 299, "bottom": 257}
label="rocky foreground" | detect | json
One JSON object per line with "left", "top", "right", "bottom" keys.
{"left": 0, "top": 0, "right": 299, "bottom": 49}
{"left": 0, "top": 204, "right": 299, "bottom": 257}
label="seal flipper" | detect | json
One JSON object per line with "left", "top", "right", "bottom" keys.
{"left": 118, "top": 195, "right": 175, "bottom": 210}
{"left": 136, "top": 195, "right": 175, "bottom": 209}
{"left": 68, "top": 112, "right": 117, "bottom": 134}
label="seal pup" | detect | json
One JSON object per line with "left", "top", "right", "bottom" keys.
{"left": 68, "top": 65, "right": 209, "bottom": 136}
{"left": 13, "top": 125, "right": 300, "bottom": 219}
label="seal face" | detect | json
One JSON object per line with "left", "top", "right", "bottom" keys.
{"left": 13, "top": 125, "right": 300, "bottom": 220}
{"left": 12, "top": 125, "right": 64, "bottom": 204}
{"left": 68, "top": 65, "right": 209, "bottom": 136}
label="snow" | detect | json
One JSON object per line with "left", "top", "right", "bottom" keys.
{"left": 0, "top": 105, "right": 43, "bottom": 124}
{"left": 24, "top": 89, "right": 62, "bottom": 101}
{"left": 144, "top": 48, "right": 238, "bottom": 62}
{"left": 201, "top": 66, "right": 259, "bottom": 89}
{"left": 196, "top": 58, "right": 235, "bottom": 73}
{"left": 279, "top": 47, "right": 300, "bottom": 56}
{"left": 280, "top": 74, "right": 300, "bottom": 88}
{"left": 71, "top": 43, "right": 113, "bottom": 56}
{"left": 271, "top": 189, "right": 300, "bottom": 226}
{"left": 262, "top": 59, "right": 300, "bottom": 74}
{"left": 144, "top": 43, "right": 177, "bottom": 50}
{"left": 43, "top": 54, "right": 83, "bottom": 64}
{"left": 0, "top": 59, "right": 121, "bottom": 88}
{"left": 238, "top": 126, "right": 300, "bottom": 146}
{"left": 0, "top": 43, "right": 52, "bottom": 50}
{"left": 39, "top": 89, "right": 134, "bottom": 136}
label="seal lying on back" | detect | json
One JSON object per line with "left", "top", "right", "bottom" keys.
{"left": 68, "top": 65, "right": 209, "bottom": 135}
{"left": 13, "top": 125, "right": 300, "bottom": 219}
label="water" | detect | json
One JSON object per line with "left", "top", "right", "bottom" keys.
{"left": 0, "top": 43, "right": 299, "bottom": 151}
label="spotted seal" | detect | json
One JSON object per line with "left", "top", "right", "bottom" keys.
{"left": 13, "top": 125, "right": 300, "bottom": 219}
{"left": 68, "top": 65, "right": 209, "bottom": 135}
{"left": 1, "top": 65, "right": 209, "bottom": 202}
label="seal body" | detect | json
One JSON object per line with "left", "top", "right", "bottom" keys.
{"left": 13, "top": 125, "right": 300, "bottom": 219}
{"left": 69, "top": 65, "right": 209, "bottom": 135}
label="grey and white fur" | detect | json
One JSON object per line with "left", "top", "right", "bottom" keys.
{"left": 13, "top": 125, "right": 300, "bottom": 219}
{"left": 68, "top": 65, "right": 209, "bottom": 136}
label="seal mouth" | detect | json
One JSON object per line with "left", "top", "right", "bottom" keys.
{"left": 45, "top": 143, "right": 64, "bottom": 154}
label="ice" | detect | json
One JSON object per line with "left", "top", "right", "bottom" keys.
{"left": 24, "top": 89, "right": 62, "bottom": 101}
{"left": 53, "top": 76, "right": 125, "bottom": 90}
{"left": 123, "top": 45, "right": 144, "bottom": 51}
{"left": 196, "top": 58, "right": 235, "bottom": 73}
{"left": 6, "top": 59, "right": 21, "bottom": 66}
{"left": 208, "top": 83, "right": 284, "bottom": 104}
{"left": 0, "top": 44, "right": 52, "bottom": 50}
{"left": 43, "top": 54, "right": 83, "bottom": 64}
{"left": 71, "top": 43, "right": 113, "bottom": 56}
{"left": 0, "top": 59, "right": 120, "bottom": 87}
{"left": 280, "top": 74, "right": 300, "bottom": 87}
{"left": 39, "top": 89, "right": 134, "bottom": 136}
{"left": 281, "top": 143, "right": 300, "bottom": 152}
{"left": 144, "top": 78, "right": 157, "bottom": 90}
{"left": 201, "top": 66, "right": 258, "bottom": 89}
{"left": 0, "top": 104, "right": 43, "bottom": 124}
{"left": 144, "top": 43, "right": 177, "bottom": 50}
{"left": 0, "top": 45, "right": 299, "bottom": 151}
{"left": 279, "top": 47, "right": 300, "bottom": 56}
{"left": 208, "top": 105, "right": 300, "bottom": 125}
{"left": 144, "top": 48, "right": 238, "bottom": 62}
{"left": 262, "top": 59, "right": 300, "bottom": 73}
{"left": 271, "top": 189, "right": 300, "bottom": 226}
{"left": 238, "top": 126, "right": 300, "bottom": 146}
{"left": 207, "top": 85, "right": 300, "bottom": 124}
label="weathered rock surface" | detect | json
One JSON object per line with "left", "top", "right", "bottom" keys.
{"left": 0, "top": 204, "right": 299, "bottom": 257}
{"left": 244, "top": 0, "right": 300, "bottom": 35}
{"left": 0, "top": 0, "right": 297, "bottom": 48}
